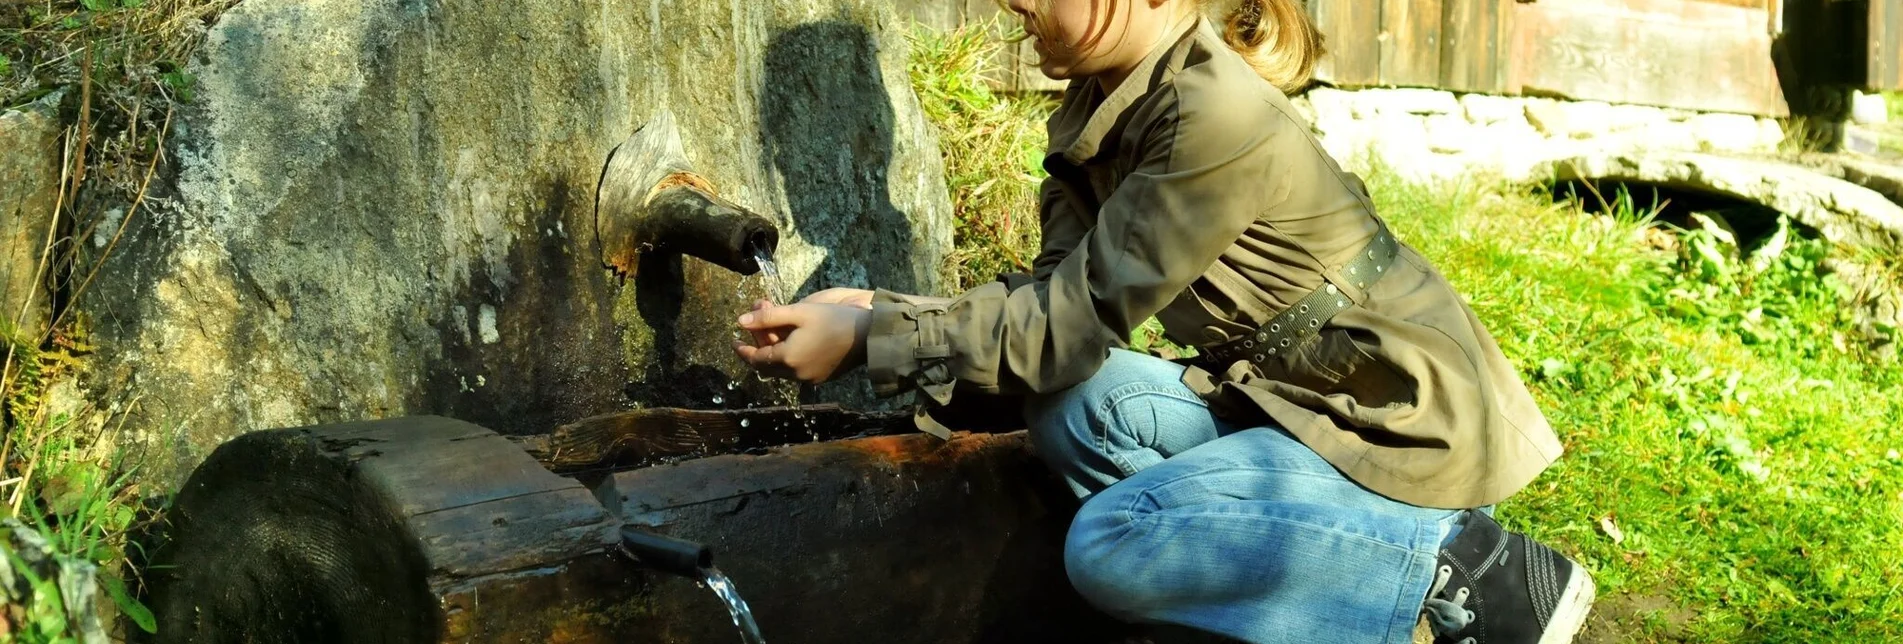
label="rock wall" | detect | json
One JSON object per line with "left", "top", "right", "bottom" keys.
{"left": 1292, "top": 87, "right": 1790, "bottom": 184}
{"left": 0, "top": 93, "right": 61, "bottom": 343}
{"left": 80, "top": 0, "right": 955, "bottom": 481}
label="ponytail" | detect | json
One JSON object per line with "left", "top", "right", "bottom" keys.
{"left": 1214, "top": 0, "right": 1325, "bottom": 94}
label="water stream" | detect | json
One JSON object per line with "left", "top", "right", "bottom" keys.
{"left": 702, "top": 566, "right": 766, "bottom": 644}
{"left": 752, "top": 249, "right": 788, "bottom": 305}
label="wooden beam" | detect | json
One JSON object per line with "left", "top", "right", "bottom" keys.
{"left": 1509, "top": 0, "right": 1788, "bottom": 115}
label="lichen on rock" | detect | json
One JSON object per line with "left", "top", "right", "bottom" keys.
{"left": 78, "top": 0, "right": 954, "bottom": 483}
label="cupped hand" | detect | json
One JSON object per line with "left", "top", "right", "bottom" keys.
{"left": 733, "top": 303, "right": 872, "bottom": 384}
{"left": 800, "top": 287, "right": 875, "bottom": 310}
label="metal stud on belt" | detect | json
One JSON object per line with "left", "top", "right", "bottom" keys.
{"left": 1200, "top": 222, "right": 1399, "bottom": 369}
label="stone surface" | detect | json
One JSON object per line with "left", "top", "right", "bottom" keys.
{"left": 1523, "top": 99, "right": 1572, "bottom": 138}
{"left": 0, "top": 93, "right": 61, "bottom": 342}
{"left": 1364, "top": 88, "right": 1461, "bottom": 115}
{"left": 1851, "top": 91, "right": 1890, "bottom": 125}
{"left": 1548, "top": 152, "right": 1903, "bottom": 254}
{"left": 1557, "top": 100, "right": 1615, "bottom": 138}
{"left": 1687, "top": 113, "right": 1771, "bottom": 152}
{"left": 1832, "top": 158, "right": 1903, "bottom": 206}
{"left": 1298, "top": 87, "right": 1792, "bottom": 186}
{"left": 1459, "top": 93, "right": 1522, "bottom": 125}
{"left": 81, "top": 0, "right": 955, "bottom": 481}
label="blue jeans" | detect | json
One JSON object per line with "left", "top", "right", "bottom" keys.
{"left": 1023, "top": 349, "right": 1464, "bottom": 644}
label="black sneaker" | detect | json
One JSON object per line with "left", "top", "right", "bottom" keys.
{"left": 1421, "top": 511, "right": 1596, "bottom": 644}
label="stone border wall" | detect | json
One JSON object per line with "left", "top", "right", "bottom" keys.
{"left": 1289, "top": 87, "right": 1790, "bottom": 184}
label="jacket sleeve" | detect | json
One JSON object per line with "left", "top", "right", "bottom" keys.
{"left": 997, "top": 176, "right": 1092, "bottom": 290}
{"left": 866, "top": 89, "right": 1277, "bottom": 400}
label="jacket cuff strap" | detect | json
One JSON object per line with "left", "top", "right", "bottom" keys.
{"left": 866, "top": 290, "right": 956, "bottom": 405}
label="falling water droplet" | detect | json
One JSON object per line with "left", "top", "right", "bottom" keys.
{"left": 713, "top": 395, "right": 724, "bottom": 405}
{"left": 740, "top": 418, "right": 750, "bottom": 428}
{"left": 727, "top": 381, "right": 738, "bottom": 390}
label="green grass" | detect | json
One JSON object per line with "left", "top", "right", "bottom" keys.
{"left": 909, "top": 23, "right": 1903, "bottom": 642}
{"left": 906, "top": 18, "right": 1057, "bottom": 293}
{"left": 1, "top": 315, "right": 156, "bottom": 642}
{"left": 1369, "top": 171, "right": 1903, "bottom": 641}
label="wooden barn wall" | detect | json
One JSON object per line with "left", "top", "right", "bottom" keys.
{"left": 1508, "top": 0, "right": 1787, "bottom": 115}
{"left": 893, "top": 0, "right": 1903, "bottom": 114}
{"left": 1877, "top": 0, "right": 1903, "bottom": 89}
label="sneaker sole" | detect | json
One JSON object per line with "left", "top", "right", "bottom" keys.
{"left": 1537, "top": 566, "right": 1597, "bottom": 644}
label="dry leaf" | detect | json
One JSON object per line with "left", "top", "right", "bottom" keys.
{"left": 1600, "top": 516, "right": 1626, "bottom": 545}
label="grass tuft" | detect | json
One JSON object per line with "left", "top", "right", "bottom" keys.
{"left": 906, "top": 17, "right": 1056, "bottom": 293}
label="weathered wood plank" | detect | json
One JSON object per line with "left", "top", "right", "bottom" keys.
{"left": 1382, "top": 0, "right": 1445, "bottom": 87}
{"left": 1536, "top": 0, "right": 1764, "bottom": 28}
{"left": 341, "top": 429, "right": 587, "bottom": 518}
{"left": 1509, "top": 0, "right": 1788, "bottom": 115}
{"left": 410, "top": 489, "right": 619, "bottom": 578}
{"left": 1310, "top": 0, "right": 1382, "bottom": 86}
{"left": 1439, "top": 0, "right": 1509, "bottom": 93}
{"left": 1876, "top": 0, "right": 1903, "bottom": 89}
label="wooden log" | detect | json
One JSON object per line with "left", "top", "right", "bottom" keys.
{"left": 139, "top": 416, "right": 627, "bottom": 644}
{"left": 599, "top": 431, "right": 1133, "bottom": 644}
{"left": 139, "top": 413, "right": 1126, "bottom": 643}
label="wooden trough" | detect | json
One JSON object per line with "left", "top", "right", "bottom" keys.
{"left": 135, "top": 405, "right": 1135, "bottom": 643}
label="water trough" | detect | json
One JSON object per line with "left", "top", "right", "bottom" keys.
{"left": 135, "top": 406, "right": 1137, "bottom": 643}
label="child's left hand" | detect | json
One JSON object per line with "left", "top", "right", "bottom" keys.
{"left": 734, "top": 303, "right": 872, "bottom": 384}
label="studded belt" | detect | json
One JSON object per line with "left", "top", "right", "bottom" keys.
{"left": 1198, "top": 221, "right": 1399, "bottom": 368}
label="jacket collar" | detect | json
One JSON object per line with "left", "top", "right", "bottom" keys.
{"left": 1051, "top": 16, "right": 1209, "bottom": 165}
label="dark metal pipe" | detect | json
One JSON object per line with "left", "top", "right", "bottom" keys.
{"left": 633, "top": 186, "right": 780, "bottom": 275}
{"left": 619, "top": 527, "right": 713, "bottom": 579}
{"left": 594, "top": 112, "right": 782, "bottom": 278}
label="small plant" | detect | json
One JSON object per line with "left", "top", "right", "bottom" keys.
{"left": 2, "top": 316, "right": 157, "bottom": 642}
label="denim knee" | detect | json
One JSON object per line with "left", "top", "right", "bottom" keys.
{"left": 1063, "top": 507, "right": 1148, "bottom": 621}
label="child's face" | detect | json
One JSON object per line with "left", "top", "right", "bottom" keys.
{"left": 1009, "top": 0, "right": 1183, "bottom": 85}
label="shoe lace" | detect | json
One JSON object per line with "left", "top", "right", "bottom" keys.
{"left": 1422, "top": 564, "right": 1475, "bottom": 644}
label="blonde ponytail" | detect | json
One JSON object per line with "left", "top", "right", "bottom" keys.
{"left": 1212, "top": 0, "right": 1325, "bottom": 94}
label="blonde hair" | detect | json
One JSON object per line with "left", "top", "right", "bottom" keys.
{"left": 1214, "top": 0, "right": 1325, "bottom": 94}
{"left": 1001, "top": 0, "right": 1324, "bottom": 94}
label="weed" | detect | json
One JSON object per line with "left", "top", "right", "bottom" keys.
{"left": 1, "top": 312, "right": 156, "bottom": 642}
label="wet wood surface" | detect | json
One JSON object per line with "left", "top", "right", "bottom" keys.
{"left": 521, "top": 404, "right": 916, "bottom": 474}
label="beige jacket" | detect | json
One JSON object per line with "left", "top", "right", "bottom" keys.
{"left": 866, "top": 18, "right": 1562, "bottom": 509}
